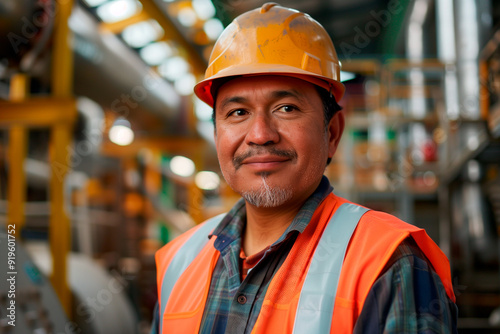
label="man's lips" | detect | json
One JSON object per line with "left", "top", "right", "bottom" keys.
{"left": 241, "top": 155, "right": 290, "bottom": 164}
{"left": 239, "top": 156, "right": 290, "bottom": 172}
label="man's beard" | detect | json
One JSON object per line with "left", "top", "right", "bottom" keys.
{"left": 241, "top": 174, "right": 293, "bottom": 208}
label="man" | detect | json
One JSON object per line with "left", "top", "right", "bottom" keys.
{"left": 152, "top": 3, "right": 457, "bottom": 333}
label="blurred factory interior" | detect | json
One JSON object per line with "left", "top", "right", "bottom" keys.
{"left": 0, "top": 0, "right": 500, "bottom": 332}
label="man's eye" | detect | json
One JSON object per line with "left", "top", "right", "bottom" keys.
{"left": 277, "top": 105, "right": 296, "bottom": 113}
{"left": 229, "top": 109, "right": 248, "bottom": 117}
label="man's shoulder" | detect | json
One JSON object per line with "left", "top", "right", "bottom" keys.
{"left": 335, "top": 200, "right": 433, "bottom": 273}
{"left": 358, "top": 207, "right": 422, "bottom": 233}
{"left": 328, "top": 194, "right": 421, "bottom": 233}
{"left": 342, "top": 202, "right": 455, "bottom": 302}
{"left": 383, "top": 236, "right": 431, "bottom": 271}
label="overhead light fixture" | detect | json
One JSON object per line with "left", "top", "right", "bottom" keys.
{"left": 139, "top": 41, "right": 173, "bottom": 66}
{"left": 340, "top": 70, "right": 356, "bottom": 82}
{"left": 170, "top": 156, "right": 195, "bottom": 177}
{"left": 83, "top": 0, "right": 108, "bottom": 7}
{"left": 96, "top": 0, "right": 142, "bottom": 23}
{"left": 203, "top": 18, "right": 223, "bottom": 41}
{"left": 174, "top": 73, "right": 196, "bottom": 96}
{"left": 158, "top": 56, "right": 189, "bottom": 81}
{"left": 109, "top": 118, "right": 134, "bottom": 146}
{"left": 195, "top": 171, "right": 220, "bottom": 190}
{"left": 192, "top": 0, "right": 216, "bottom": 20}
{"left": 122, "top": 19, "right": 164, "bottom": 48}
{"left": 177, "top": 7, "right": 197, "bottom": 27}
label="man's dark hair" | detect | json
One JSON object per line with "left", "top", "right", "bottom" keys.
{"left": 211, "top": 83, "right": 342, "bottom": 165}
{"left": 315, "top": 86, "right": 342, "bottom": 165}
{"left": 314, "top": 85, "right": 342, "bottom": 128}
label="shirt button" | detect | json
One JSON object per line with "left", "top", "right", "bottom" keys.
{"left": 237, "top": 294, "right": 247, "bottom": 305}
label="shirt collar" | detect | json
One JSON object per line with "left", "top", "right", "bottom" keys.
{"left": 210, "top": 176, "right": 333, "bottom": 252}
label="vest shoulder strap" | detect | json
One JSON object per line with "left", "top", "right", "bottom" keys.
{"left": 293, "top": 202, "right": 369, "bottom": 334}
{"left": 158, "top": 214, "right": 224, "bottom": 334}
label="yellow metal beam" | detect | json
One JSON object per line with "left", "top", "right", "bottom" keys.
{"left": 188, "top": 182, "right": 204, "bottom": 224}
{"left": 99, "top": 10, "right": 150, "bottom": 34}
{"left": 9, "top": 73, "right": 29, "bottom": 101}
{"left": 49, "top": 124, "right": 73, "bottom": 314}
{"left": 480, "top": 60, "right": 489, "bottom": 120}
{"left": 138, "top": 0, "right": 206, "bottom": 76}
{"left": 0, "top": 98, "right": 77, "bottom": 128}
{"left": 385, "top": 59, "right": 445, "bottom": 71}
{"left": 7, "top": 74, "right": 28, "bottom": 238}
{"left": 341, "top": 59, "right": 381, "bottom": 75}
{"left": 50, "top": 0, "right": 75, "bottom": 315}
{"left": 8, "top": 127, "right": 27, "bottom": 239}
{"left": 100, "top": 136, "right": 208, "bottom": 158}
{"left": 188, "top": 147, "right": 204, "bottom": 224}
{"left": 52, "top": 0, "right": 74, "bottom": 97}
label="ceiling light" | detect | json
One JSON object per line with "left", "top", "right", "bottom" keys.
{"left": 96, "top": 0, "right": 142, "bottom": 23}
{"left": 170, "top": 156, "right": 195, "bottom": 177}
{"left": 195, "top": 171, "right": 220, "bottom": 190}
{"left": 83, "top": 0, "right": 108, "bottom": 7}
{"left": 192, "top": 0, "right": 216, "bottom": 20}
{"left": 158, "top": 56, "right": 189, "bottom": 81}
{"left": 109, "top": 118, "right": 134, "bottom": 146}
{"left": 340, "top": 71, "right": 356, "bottom": 82}
{"left": 203, "top": 18, "right": 223, "bottom": 41}
{"left": 177, "top": 7, "right": 197, "bottom": 27}
{"left": 139, "top": 42, "right": 173, "bottom": 66}
{"left": 174, "top": 73, "right": 196, "bottom": 96}
{"left": 122, "top": 19, "right": 164, "bottom": 48}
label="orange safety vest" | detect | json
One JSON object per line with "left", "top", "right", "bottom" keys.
{"left": 155, "top": 193, "right": 455, "bottom": 333}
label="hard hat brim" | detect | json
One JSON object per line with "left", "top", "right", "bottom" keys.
{"left": 194, "top": 64, "right": 345, "bottom": 108}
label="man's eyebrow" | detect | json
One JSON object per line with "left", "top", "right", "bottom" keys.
{"left": 218, "top": 96, "right": 248, "bottom": 110}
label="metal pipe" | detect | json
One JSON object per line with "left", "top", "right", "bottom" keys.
{"left": 69, "top": 5, "right": 181, "bottom": 122}
{"left": 405, "top": 0, "right": 430, "bottom": 119}
{"left": 435, "top": 0, "right": 458, "bottom": 257}
{"left": 436, "top": 0, "right": 460, "bottom": 120}
{"left": 454, "top": 0, "right": 481, "bottom": 119}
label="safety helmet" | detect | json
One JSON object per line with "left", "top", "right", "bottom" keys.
{"left": 194, "top": 2, "right": 345, "bottom": 107}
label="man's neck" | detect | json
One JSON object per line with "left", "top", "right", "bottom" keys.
{"left": 242, "top": 200, "right": 303, "bottom": 256}
{"left": 240, "top": 176, "right": 326, "bottom": 256}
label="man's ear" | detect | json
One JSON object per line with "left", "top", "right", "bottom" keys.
{"left": 327, "top": 110, "right": 345, "bottom": 159}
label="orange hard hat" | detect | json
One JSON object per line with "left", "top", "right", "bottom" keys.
{"left": 194, "top": 2, "right": 345, "bottom": 107}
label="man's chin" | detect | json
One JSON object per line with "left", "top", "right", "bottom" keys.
{"left": 240, "top": 177, "right": 293, "bottom": 208}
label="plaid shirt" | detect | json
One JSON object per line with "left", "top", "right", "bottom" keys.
{"left": 152, "top": 176, "right": 457, "bottom": 333}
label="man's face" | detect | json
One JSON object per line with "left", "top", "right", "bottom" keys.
{"left": 214, "top": 75, "right": 344, "bottom": 209}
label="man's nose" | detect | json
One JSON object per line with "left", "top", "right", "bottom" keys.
{"left": 245, "top": 114, "right": 279, "bottom": 146}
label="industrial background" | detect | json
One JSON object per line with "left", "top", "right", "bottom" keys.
{"left": 0, "top": 0, "right": 500, "bottom": 333}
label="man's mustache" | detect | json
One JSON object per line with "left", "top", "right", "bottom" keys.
{"left": 233, "top": 147, "right": 298, "bottom": 170}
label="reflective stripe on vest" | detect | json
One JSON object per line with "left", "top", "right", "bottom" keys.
{"left": 158, "top": 214, "right": 224, "bottom": 334}
{"left": 293, "top": 203, "right": 369, "bottom": 334}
